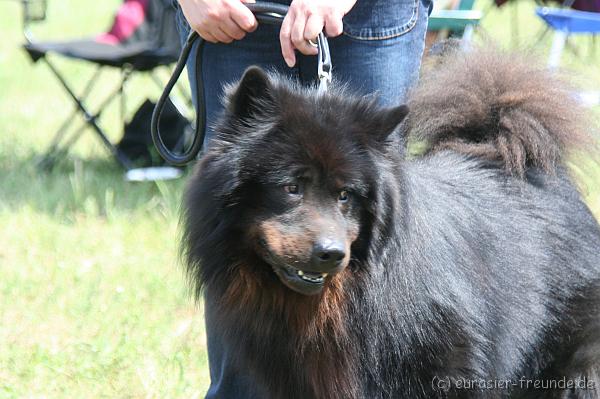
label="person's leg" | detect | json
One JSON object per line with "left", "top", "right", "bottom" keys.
{"left": 174, "top": 7, "right": 292, "bottom": 399}
{"left": 176, "top": 0, "right": 430, "bottom": 142}
{"left": 298, "top": 0, "right": 430, "bottom": 106}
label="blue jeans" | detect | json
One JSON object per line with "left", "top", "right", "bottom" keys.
{"left": 174, "top": 1, "right": 430, "bottom": 397}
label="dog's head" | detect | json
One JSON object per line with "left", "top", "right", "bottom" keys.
{"left": 184, "top": 67, "right": 408, "bottom": 296}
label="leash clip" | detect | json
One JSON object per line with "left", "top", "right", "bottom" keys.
{"left": 317, "top": 33, "right": 332, "bottom": 92}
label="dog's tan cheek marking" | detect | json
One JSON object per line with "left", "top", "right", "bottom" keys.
{"left": 283, "top": 236, "right": 311, "bottom": 260}
{"left": 260, "top": 220, "right": 286, "bottom": 257}
{"left": 260, "top": 219, "right": 315, "bottom": 261}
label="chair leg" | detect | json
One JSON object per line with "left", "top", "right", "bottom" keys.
{"left": 40, "top": 81, "right": 132, "bottom": 172}
{"left": 39, "top": 57, "right": 134, "bottom": 170}
{"left": 37, "top": 124, "right": 86, "bottom": 171}
{"left": 461, "top": 25, "right": 475, "bottom": 49}
{"left": 120, "top": 66, "right": 133, "bottom": 133}
{"left": 548, "top": 29, "right": 568, "bottom": 68}
{"left": 38, "top": 66, "right": 104, "bottom": 170}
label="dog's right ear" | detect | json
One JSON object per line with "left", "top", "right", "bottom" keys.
{"left": 226, "top": 66, "right": 275, "bottom": 119}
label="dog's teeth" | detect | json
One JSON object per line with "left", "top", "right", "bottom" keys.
{"left": 296, "top": 270, "right": 326, "bottom": 283}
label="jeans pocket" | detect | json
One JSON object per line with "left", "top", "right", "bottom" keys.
{"left": 342, "top": 0, "right": 421, "bottom": 40}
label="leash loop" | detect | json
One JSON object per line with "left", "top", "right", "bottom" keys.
{"left": 151, "top": 2, "right": 332, "bottom": 166}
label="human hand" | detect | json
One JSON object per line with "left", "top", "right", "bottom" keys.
{"left": 280, "top": 0, "right": 357, "bottom": 67}
{"left": 178, "top": 0, "right": 258, "bottom": 43}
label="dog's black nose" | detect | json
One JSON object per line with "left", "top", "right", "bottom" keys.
{"left": 312, "top": 240, "right": 346, "bottom": 270}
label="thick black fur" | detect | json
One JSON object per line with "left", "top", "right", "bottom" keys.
{"left": 182, "top": 48, "right": 600, "bottom": 398}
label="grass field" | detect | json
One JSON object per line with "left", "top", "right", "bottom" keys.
{"left": 0, "top": 0, "right": 598, "bottom": 397}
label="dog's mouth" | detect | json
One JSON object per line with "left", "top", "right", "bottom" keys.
{"left": 257, "top": 238, "right": 342, "bottom": 295}
{"left": 273, "top": 263, "right": 329, "bottom": 296}
{"left": 282, "top": 264, "right": 328, "bottom": 284}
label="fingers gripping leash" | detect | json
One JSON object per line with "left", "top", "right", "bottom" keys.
{"left": 151, "top": 2, "right": 332, "bottom": 166}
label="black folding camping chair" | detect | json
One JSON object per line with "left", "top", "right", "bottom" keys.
{"left": 21, "top": 0, "right": 182, "bottom": 170}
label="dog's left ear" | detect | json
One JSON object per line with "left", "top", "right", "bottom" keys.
{"left": 374, "top": 104, "right": 409, "bottom": 142}
{"left": 227, "top": 66, "right": 275, "bottom": 120}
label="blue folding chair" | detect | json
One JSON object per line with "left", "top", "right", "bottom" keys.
{"left": 536, "top": 6, "right": 600, "bottom": 67}
{"left": 536, "top": 6, "right": 600, "bottom": 105}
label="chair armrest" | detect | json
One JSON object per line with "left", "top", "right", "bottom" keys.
{"left": 428, "top": 9, "right": 482, "bottom": 31}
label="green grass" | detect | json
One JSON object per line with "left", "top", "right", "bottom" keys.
{"left": 0, "top": 0, "right": 598, "bottom": 397}
{"left": 0, "top": 1, "right": 209, "bottom": 397}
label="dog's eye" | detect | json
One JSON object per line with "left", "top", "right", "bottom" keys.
{"left": 338, "top": 190, "right": 349, "bottom": 203}
{"left": 284, "top": 184, "right": 300, "bottom": 195}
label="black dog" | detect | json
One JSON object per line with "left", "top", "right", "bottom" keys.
{"left": 182, "top": 48, "right": 600, "bottom": 398}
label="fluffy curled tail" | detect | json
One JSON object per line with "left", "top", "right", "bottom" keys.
{"left": 407, "top": 46, "right": 592, "bottom": 177}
